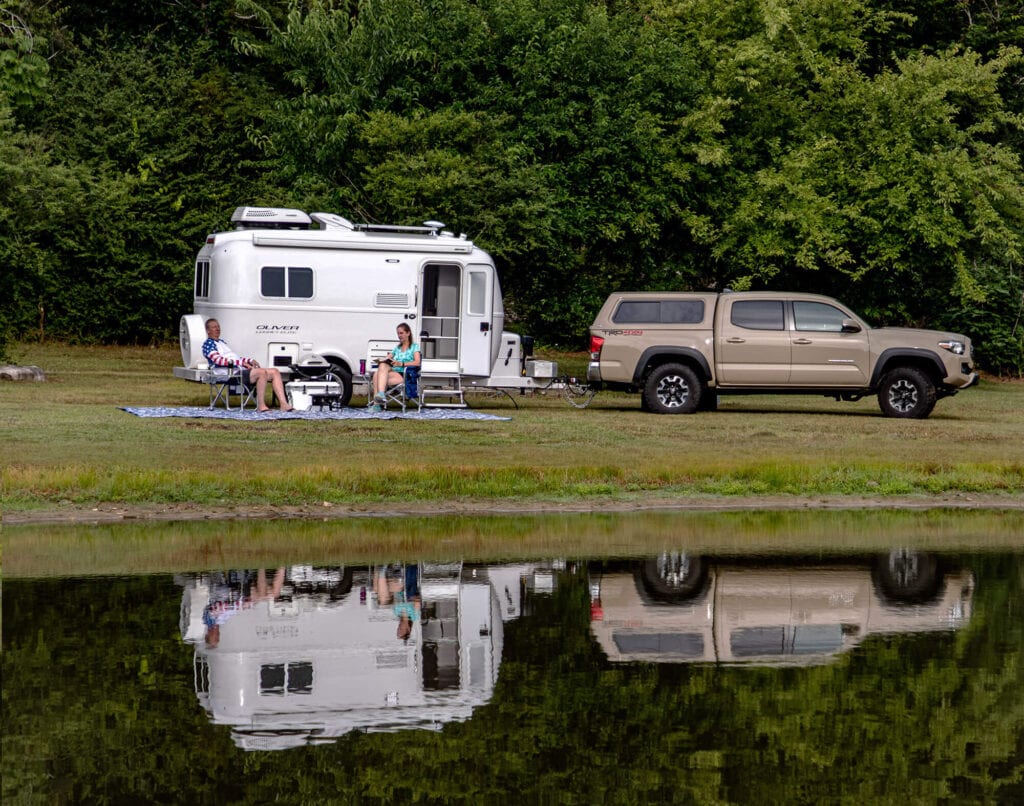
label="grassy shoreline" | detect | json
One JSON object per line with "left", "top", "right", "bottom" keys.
{"left": 6, "top": 507, "right": 1024, "bottom": 578}
{"left": 3, "top": 343, "right": 1023, "bottom": 518}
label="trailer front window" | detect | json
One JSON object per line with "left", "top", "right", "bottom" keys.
{"left": 194, "top": 260, "right": 210, "bottom": 298}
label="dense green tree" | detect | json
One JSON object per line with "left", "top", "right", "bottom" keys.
{"left": 2, "top": 0, "right": 1023, "bottom": 370}
{"left": 2, "top": 3, "right": 281, "bottom": 344}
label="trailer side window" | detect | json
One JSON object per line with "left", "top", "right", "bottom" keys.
{"left": 289, "top": 267, "right": 313, "bottom": 298}
{"left": 262, "top": 266, "right": 286, "bottom": 297}
{"left": 261, "top": 266, "right": 313, "bottom": 299}
{"left": 259, "top": 661, "right": 313, "bottom": 696}
{"left": 194, "top": 260, "right": 210, "bottom": 298}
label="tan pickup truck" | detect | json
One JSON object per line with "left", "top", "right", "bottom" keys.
{"left": 587, "top": 291, "right": 977, "bottom": 418}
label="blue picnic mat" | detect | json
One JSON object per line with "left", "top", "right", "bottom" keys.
{"left": 121, "top": 406, "right": 510, "bottom": 422}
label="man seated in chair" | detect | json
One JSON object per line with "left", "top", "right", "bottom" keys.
{"left": 370, "top": 322, "right": 421, "bottom": 412}
{"left": 202, "top": 318, "right": 293, "bottom": 412}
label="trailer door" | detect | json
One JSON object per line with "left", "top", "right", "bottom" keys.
{"left": 461, "top": 265, "right": 493, "bottom": 376}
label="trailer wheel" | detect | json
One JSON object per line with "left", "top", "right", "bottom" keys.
{"left": 325, "top": 364, "right": 353, "bottom": 406}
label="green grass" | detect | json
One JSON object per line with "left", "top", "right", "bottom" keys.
{"left": 2, "top": 343, "right": 1024, "bottom": 515}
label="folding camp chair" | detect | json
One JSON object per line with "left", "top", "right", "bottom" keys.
{"left": 204, "top": 366, "right": 257, "bottom": 410}
{"left": 381, "top": 366, "right": 420, "bottom": 412}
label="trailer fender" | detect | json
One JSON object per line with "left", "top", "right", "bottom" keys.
{"left": 180, "top": 315, "right": 208, "bottom": 368}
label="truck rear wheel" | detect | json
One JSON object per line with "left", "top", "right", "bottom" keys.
{"left": 642, "top": 363, "right": 701, "bottom": 414}
{"left": 877, "top": 367, "right": 936, "bottom": 419}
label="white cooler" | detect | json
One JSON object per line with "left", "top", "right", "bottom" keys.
{"left": 286, "top": 380, "right": 341, "bottom": 411}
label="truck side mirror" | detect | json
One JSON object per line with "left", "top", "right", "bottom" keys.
{"left": 841, "top": 319, "right": 862, "bottom": 333}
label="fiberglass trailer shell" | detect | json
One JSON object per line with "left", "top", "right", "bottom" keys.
{"left": 174, "top": 207, "right": 556, "bottom": 405}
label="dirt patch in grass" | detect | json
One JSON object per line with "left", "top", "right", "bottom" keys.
{"left": 6, "top": 492, "right": 1024, "bottom": 526}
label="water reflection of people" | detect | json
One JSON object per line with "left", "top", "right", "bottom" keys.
{"left": 204, "top": 568, "right": 286, "bottom": 648}
{"left": 374, "top": 564, "right": 421, "bottom": 640}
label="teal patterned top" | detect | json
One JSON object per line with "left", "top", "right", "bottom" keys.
{"left": 390, "top": 343, "right": 420, "bottom": 374}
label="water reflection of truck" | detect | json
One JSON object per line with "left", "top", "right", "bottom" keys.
{"left": 589, "top": 551, "right": 974, "bottom": 666}
{"left": 177, "top": 563, "right": 556, "bottom": 750}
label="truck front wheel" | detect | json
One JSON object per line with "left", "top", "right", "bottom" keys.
{"left": 642, "top": 363, "right": 702, "bottom": 414}
{"left": 877, "top": 367, "right": 936, "bottom": 419}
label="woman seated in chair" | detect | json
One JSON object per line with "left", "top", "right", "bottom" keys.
{"left": 202, "top": 318, "right": 293, "bottom": 412}
{"left": 371, "top": 323, "right": 421, "bottom": 412}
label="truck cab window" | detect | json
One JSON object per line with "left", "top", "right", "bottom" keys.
{"left": 730, "top": 300, "right": 785, "bottom": 331}
{"left": 793, "top": 301, "right": 848, "bottom": 332}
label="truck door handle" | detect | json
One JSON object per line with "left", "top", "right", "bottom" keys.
{"left": 725, "top": 337, "right": 745, "bottom": 344}
{"left": 793, "top": 338, "right": 813, "bottom": 345}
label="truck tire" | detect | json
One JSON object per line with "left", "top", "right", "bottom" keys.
{"left": 872, "top": 550, "right": 942, "bottom": 604}
{"left": 638, "top": 552, "right": 708, "bottom": 601}
{"left": 642, "top": 363, "right": 702, "bottom": 414}
{"left": 877, "top": 367, "right": 936, "bottom": 419}
{"left": 326, "top": 364, "right": 353, "bottom": 407}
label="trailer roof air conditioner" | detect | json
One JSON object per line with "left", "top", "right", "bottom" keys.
{"left": 232, "top": 207, "right": 312, "bottom": 230}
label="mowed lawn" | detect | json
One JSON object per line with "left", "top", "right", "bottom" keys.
{"left": 2, "top": 343, "right": 1023, "bottom": 515}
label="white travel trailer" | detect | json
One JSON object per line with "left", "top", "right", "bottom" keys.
{"left": 174, "top": 207, "right": 560, "bottom": 405}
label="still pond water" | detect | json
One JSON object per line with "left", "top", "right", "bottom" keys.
{"left": 3, "top": 511, "right": 1023, "bottom": 804}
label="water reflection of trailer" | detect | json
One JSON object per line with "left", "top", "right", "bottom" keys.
{"left": 589, "top": 551, "right": 975, "bottom": 667}
{"left": 178, "top": 564, "right": 510, "bottom": 751}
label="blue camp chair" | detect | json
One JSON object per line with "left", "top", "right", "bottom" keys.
{"left": 382, "top": 366, "right": 420, "bottom": 412}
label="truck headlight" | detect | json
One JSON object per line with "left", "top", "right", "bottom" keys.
{"left": 939, "top": 340, "right": 965, "bottom": 355}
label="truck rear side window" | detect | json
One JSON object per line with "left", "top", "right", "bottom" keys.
{"left": 731, "top": 300, "right": 784, "bottom": 330}
{"left": 261, "top": 266, "right": 314, "bottom": 299}
{"left": 613, "top": 300, "right": 704, "bottom": 324}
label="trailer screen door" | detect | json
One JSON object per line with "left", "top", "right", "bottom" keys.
{"left": 462, "top": 265, "right": 493, "bottom": 376}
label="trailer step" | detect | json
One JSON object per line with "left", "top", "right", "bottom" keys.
{"left": 419, "top": 373, "right": 466, "bottom": 408}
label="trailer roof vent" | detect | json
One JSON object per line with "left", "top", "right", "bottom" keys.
{"left": 310, "top": 212, "right": 355, "bottom": 231}
{"left": 231, "top": 207, "right": 312, "bottom": 230}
